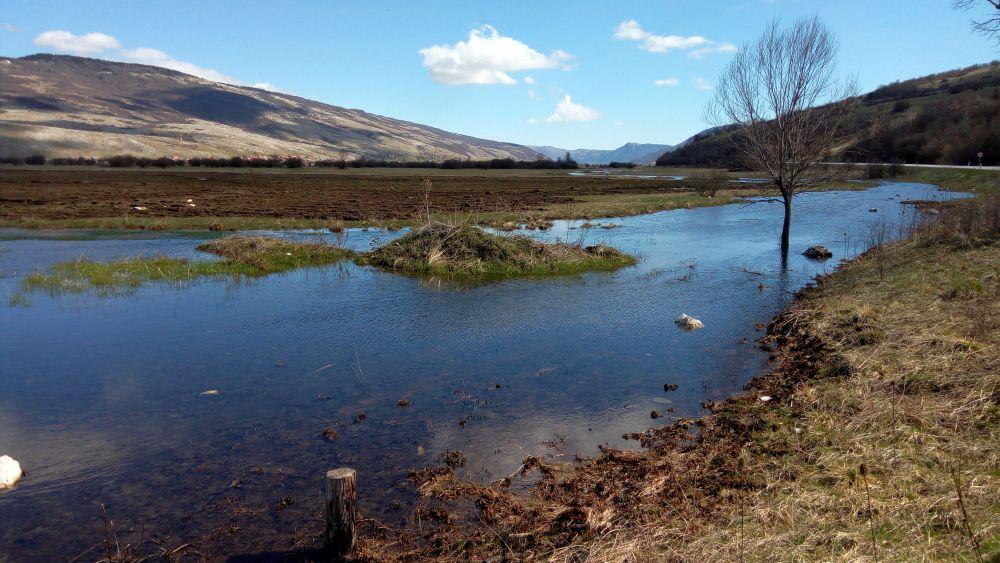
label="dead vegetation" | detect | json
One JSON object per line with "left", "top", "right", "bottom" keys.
{"left": 352, "top": 194, "right": 998, "bottom": 561}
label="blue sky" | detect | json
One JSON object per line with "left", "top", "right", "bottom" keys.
{"left": 1, "top": 0, "right": 996, "bottom": 149}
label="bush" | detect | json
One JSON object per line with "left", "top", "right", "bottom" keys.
{"left": 106, "top": 155, "right": 137, "bottom": 167}
{"left": 24, "top": 154, "right": 46, "bottom": 165}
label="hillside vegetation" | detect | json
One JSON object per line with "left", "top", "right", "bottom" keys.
{"left": 659, "top": 62, "right": 1000, "bottom": 168}
{"left": 0, "top": 54, "right": 538, "bottom": 161}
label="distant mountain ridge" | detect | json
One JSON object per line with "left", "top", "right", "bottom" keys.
{"left": 0, "top": 54, "right": 540, "bottom": 161}
{"left": 530, "top": 142, "right": 674, "bottom": 165}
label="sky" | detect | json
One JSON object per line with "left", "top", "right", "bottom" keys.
{"left": 1, "top": 0, "right": 997, "bottom": 149}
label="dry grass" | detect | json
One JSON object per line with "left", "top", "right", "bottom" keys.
{"left": 358, "top": 223, "right": 636, "bottom": 277}
{"left": 362, "top": 196, "right": 998, "bottom": 562}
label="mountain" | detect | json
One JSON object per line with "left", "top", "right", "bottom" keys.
{"left": 0, "top": 54, "right": 540, "bottom": 161}
{"left": 529, "top": 142, "right": 674, "bottom": 165}
{"left": 658, "top": 62, "right": 1000, "bottom": 168}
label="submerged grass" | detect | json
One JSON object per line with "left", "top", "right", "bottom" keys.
{"left": 18, "top": 236, "right": 354, "bottom": 298}
{"left": 358, "top": 223, "right": 636, "bottom": 277}
{"left": 356, "top": 194, "right": 999, "bottom": 562}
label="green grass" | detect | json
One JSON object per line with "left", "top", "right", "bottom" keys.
{"left": 358, "top": 223, "right": 637, "bottom": 277}
{"left": 895, "top": 167, "right": 1000, "bottom": 195}
{"left": 17, "top": 236, "right": 354, "bottom": 299}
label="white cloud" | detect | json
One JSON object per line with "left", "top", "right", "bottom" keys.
{"left": 527, "top": 117, "right": 541, "bottom": 124}
{"left": 614, "top": 20, "right": 735, "bottom": 57}
{"left": 613, "top": 120, "right": 625, "bottom": 127}
{"left": 33, "top": 30, "right": 120, "bottom": 55}
{"left": 120, "top": 47, "right": 239, "bottom": 84}
{"left": 32, "top": 29, "right": 284, "bottom": 91}
{"left": 523, "top": 75, "right": 536, "bottom": 84}
{"left": 693, "top": 76, "right": 714, "bottom": 91}
{"left": 527, "top": 88, "right": 540, "bottom": 100}
{"left": 545, "top": 95, "right": 600, "bottom": 123}
{"left": 419, "top": 25, "right": 572, "bottom": 85}
{"left": 653, "top": 77, "right": 679, "bottom": 87}
{"left": 2, "top": 23, "right": 19, "bottom": 32}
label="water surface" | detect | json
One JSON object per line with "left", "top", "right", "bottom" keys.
{"left": 0, "top": 183, "right": 963, "bottom": 559}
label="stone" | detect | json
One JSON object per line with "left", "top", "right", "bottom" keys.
{"left": 0, "top": 455, "right": 23, "bottom": 489}
{"left": 675, "top": 313, "right": 704, "bottom": 330}
{"left": 803, "top": 245, "right": 833, "bottom": 259}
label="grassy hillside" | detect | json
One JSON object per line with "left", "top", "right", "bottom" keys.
{"left": 659, "top": 61, "right": 1000, "bottom": 168}
{"left": 0, "top": 54, "right": 539, "bottom": 161}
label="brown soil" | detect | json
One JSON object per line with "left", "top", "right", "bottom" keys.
{"left": 0, "top": 168, "right": 690, "bottom": 222}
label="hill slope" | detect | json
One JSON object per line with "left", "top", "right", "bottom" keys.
{"left": 530, "top": 142, "right": 673, "bottom": 165}
{"left": 0, "top": 54, "right": 539, "bottom": 161}
{"left": 659, "top": 62, "right": 1000, "bottom": 168}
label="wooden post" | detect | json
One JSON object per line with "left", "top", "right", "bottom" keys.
{"left": 324, "top": 467, "right": 357, "bottom": 559}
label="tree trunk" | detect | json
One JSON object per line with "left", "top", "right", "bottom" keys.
{"left": 780, "top": 197, "right": 792, "bottom": 265}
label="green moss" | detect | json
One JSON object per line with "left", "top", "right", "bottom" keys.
{"left": 358, "top": 224, "right": 636, "bottom": 277}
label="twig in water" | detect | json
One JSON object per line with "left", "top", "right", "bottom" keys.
{"left": 308, "top": 364, "right": 333, "bottom": 376}
{"left": 351, "top": 339, "right": 365, "bottom": 383}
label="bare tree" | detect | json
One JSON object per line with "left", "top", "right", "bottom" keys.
{"left": 954, "top": 0, "right": 1000, "bottom": 41}
{"left": 708, "top": 17, "right": 857, "bottom": 262}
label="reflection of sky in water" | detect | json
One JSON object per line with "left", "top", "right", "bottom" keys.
{"left": 0, "top": 182, "right": 967, "bottom": 558}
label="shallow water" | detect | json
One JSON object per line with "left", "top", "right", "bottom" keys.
{"left": 0, "top": 183, "right": 965, "bottom": 559}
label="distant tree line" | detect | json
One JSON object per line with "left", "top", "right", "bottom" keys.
{"left": 0, "top": 154, "right": 577, "bottom": 170}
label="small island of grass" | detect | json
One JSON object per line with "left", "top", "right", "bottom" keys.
{"left": 18, "top": 236, "right": 354, "bottom": 298}
{"left": 358, "top": 223, "right": 637, "bottom": 276}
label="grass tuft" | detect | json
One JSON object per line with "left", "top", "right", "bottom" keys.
{"left": 357, "top": 223, "right": 636, "bottom": 277}
{"left": 19, "top": 236, "right": 353, "bottom": 297}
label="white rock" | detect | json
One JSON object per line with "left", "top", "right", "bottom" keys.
{"left": 675, "top": 314, "right": 704, "bottom": 330}
{"left": 0, "top": 455, "right": 23, "bottom": 489}
{"left": 760, "top": 395, "right": 772, "bottom": 402}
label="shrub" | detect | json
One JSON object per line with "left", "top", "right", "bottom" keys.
{"left": 24, "top": 154, "right": 46, "bottom": 165}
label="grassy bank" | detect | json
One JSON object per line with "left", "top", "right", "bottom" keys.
{"left": 375, "top": 194, "right": 998, "bottom": 561}
{"left": 16, "top": 237, "right": 354, "bottom": 299}
{"left": 360, "top": 224, "right": 637, "bottom": 276}
{"left": 896, "top": 167, "right": 999, "bottom": 195}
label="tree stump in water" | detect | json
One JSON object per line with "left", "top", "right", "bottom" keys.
{"left": 324, "top": 468, "right": 357, "bottom": 559}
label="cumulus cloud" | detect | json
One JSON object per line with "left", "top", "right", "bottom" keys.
{"left": 614, "top": 20, "right": 735, "bottom": 57}
{"left": 419, "top": 25, "right": 571, "bottom": 85}
{"left": 653, "top": 77, "right": 679, "bottom": 87}
{"left": 545, "top": 95, "right": 600, "bottom": 123}
{"left": 693, "top": 76, "right": 714, "bottom": 91}
{"left": 120, "top": 47, "right": 240, "bottom": 83}
{"left": 33, "top": 30, "right": 120, "bottom": 55}
{"left": 31, "top": 29, "right": 284, "bottom": 91}
{"left": 523, "top": 75, "right": 536, "bottom": 84}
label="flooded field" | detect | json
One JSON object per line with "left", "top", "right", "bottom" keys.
{"left": 0, "top": 183, "right": 964, "bottom": 559}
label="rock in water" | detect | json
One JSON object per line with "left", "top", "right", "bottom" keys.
{"left": 675, "top": 314, "right": 704, "bottom": 330}
{"left": 803, "top": 245, "right": 833, "bottom": 259}
{"left": 0, "top": 455, "right": 23, "bottom": 489}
